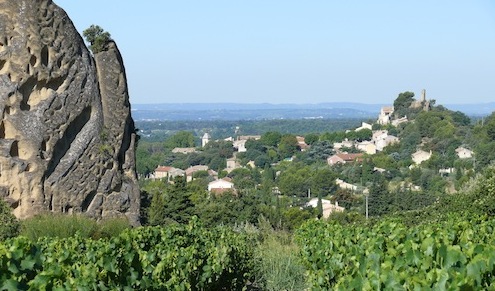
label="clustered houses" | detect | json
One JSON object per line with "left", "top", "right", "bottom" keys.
{"left": 149, "top": 103, "right": 476, "bottom": 211}
{"left": 331, "top": 128, "right": 399, "bottom": 157}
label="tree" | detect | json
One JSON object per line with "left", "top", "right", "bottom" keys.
{"left": 317, "top": 194, "right": 323, "bottom": 219}
{"left": 164, "top": 131, "right": 196, "bottom": 149}
{"left": 278, "top": 134, "right": 299, "bottom": 158}
{"left": 310, "top": 168, "right": 337, "bottom": 197}
{"left": 83, "top": 25, "right": 112, "bottom": 53}
{"left": 393, "top": 91, "right": 415, "bottom": 117}
{"left": 368, "top": 176, "right": 391, "bottom": 216}
{"left": 147, "top": 177, "right": 195, "bottom": 225}
{"left": 304, "top": 133, "right": 320, "bottom": 145}
{"left": 260, "top": 132, "right": 282, "bottom": 147}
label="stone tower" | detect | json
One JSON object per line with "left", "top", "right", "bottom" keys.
{"left": 202, "top": 133, "right": 211, "bottom": 147}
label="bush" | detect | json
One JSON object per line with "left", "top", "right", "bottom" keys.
{"left": 21, "top": 213, "right": 132, "bottom": 241}
{"left": 21, "top": 213, "right": 98, "bottom": 241}
{"left": 0, "top": 199, "right": 20, "bottom": 240}
{"left": 93, "top": 217, "right": 130, "bottom": 239}
{"left": 254, "top": 225, "right": 307, "bottom": 290}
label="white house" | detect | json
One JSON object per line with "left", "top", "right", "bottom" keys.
{"left": 150, "top": 166, "right": 185, "bottom": 181}
{"left": 233, "top": 139, "right": 247, "bottom": 152}
{"left": 185, "top": 165, "right": 209, "bottom": 181}
{"left": 377, "top": 106, "right": 394, "bottom": 125}
{"left": 356, "top": 141, "right": 377, "bottom": 155}
{"left": 333, "top": 139, "right": 354, "bottom": 151}
{"left": 375, "top": 135, "right": 399, "bottom": 151}
{"left": 372, "top": 130, "right": 389, "bottom": 142}
{"left": 335, "top": 178, "right": 358, "bottom": 191}
{"left": 208, "top": 178, "right": 235, "bottom": 194}
{"left": 412, "top": 150, "right": 432, "bottom": 165}
{"left": 455, "top": 147, "right": 474, "bottom": 159}
{"left": 225, "top": 158, "right": 240, "bottom": 172}
{"left": 355, "top": 122, "right": 372, "bottom": 132}
{"left": 306, "top": 198, "right": 344, "bottom": 218}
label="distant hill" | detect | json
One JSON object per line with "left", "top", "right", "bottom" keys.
{"left": 131, "top": 102, "right": 495, "bottom": 121}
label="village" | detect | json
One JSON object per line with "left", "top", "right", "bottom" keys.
{"left": 144, "top": 91, "right": 476, "bottom": 218}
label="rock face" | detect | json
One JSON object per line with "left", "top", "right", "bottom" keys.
{"left": 0, "top": 0, "right": 140, "bottom": 225}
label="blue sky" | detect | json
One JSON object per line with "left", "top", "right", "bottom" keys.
{"left": 55, "top": 0, "right": 495, "bottom": 105}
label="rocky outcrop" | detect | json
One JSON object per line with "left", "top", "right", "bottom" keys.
{"left": 0, "top": 0, "right": 140, "bottom": 224}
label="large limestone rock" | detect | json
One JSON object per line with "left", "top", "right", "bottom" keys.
{"left": 0, "top": 0, "right": 140, "bottom": 225}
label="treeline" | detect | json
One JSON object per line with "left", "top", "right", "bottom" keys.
{"left": 136, "top": 118, "right": 364, "bottom": 142}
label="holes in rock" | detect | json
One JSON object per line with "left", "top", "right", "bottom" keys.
{"left": 4, "top": 106, "right": 11, "bottom": 115}
{"left": 30, "top": 55, "right": 36, "bottom": 66}
{"left": 40, "top": 140, "right": 47, "bottom": 159}
{"left": 0, "top": 121, "right": 4, "bottom": 138}
{"left": 45, "top": 106, "right": 92, "bottom": 178}
{"left": 19, "top": 77, "right": 37, "bottom": 111}
{"left": 10, "top": 141, "right": 18, "bottom": 157}
{"left": 81, "top": 190, "right": 97, "bottom": 212}
{"left": 25, "top": 164, "right": 32, "bottom": 172}
{"left": 0, "top": 59, "right": 5, "bottom": 71}
{"left": 45, "top": 76, "right": 64, "bottom": 91}
{"left": 41, "top": 46, "right": 49, "bottom": 66}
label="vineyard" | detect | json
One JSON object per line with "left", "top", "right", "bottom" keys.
{"left": 2, "top": 214, "right": 495, "bottom": 289}
{"left": 296, "top": 214, "right": 495, "bottom": 290}
{"left": 0, "top": 218, "right": 256, "bottom": 290}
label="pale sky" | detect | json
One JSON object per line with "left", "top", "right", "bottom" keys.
{"left": 54, "top": 0, "right": 495, "bottom": 105}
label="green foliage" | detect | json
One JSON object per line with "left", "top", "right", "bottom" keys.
{"left": 164, "top": 131, "right": 196, "bottom": 149}
{"left": 21, "top": 213, "right": 98, "bottom": 241}
{"left": 260, "top": 131, "right": 282, "bottom": 147}
{"left": 148, "top": 176, "right": 195, "bottom": 226}
{"left": 0, "top": 218, "right": 256, "bottom": 290}
{"left": 20, "top": 213, "right": 130, "bottom": 241}
{"left": 83, "top": 24, "right": 111, "bottom": 53}
{"left": 296, "top": 215, "right": 495, "bottom": 290}
{"left": 0, "top": 200, "right": 20, "bottom": 241}
{"left": 93, "top": 217, "right": 131, "bottom": 240}
{"left": 254, "top": 227, "right": 307, "bottom": 290}
{"left": 300, "top": 140, "right": 334, "bottom": 164}
{"left": 393, "top": 91, "right": 416, "bottom": 117}
{"left": 304, "top": 133, "right": 320, "bottom": 145}
{"left": 278, "top": 134, "right": 299, "bottom": 158}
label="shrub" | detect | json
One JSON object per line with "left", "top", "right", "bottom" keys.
{"left": 254, "top": 227, "right": 308, "bottom": 290}
{"left": 0, "top": 199, "right": 20, "bottom": 240}
{"left": 21, "top": 213, "right": 133, "bottom": 241}
{"left": 21, "top": 213, "right": 98, "bottom": 241}
{"left": 93, "top": 217, "right": 130, "bottom": 239}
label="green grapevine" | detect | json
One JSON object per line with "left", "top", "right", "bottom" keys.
{"left": 296, "top": 215, "right": 495, "bottom": 290}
